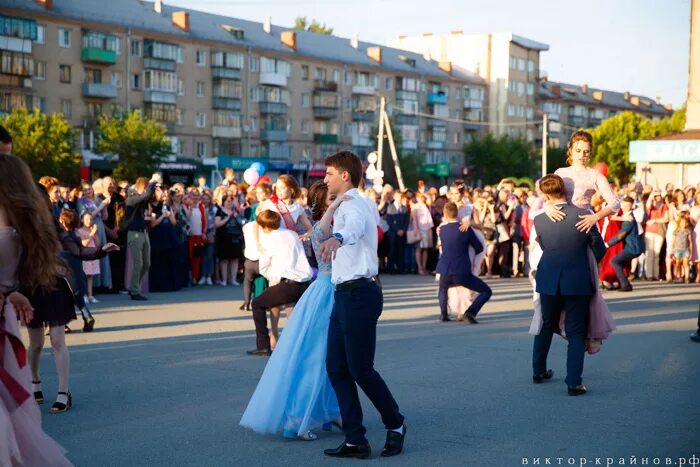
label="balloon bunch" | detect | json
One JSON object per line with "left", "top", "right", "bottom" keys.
{"left": 242, "top": 162, "right": 267, "bottom": 185}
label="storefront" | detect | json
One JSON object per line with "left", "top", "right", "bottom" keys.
{"left": 88, "top": 157, "right": 201, "bottom": 185}
{"left": 629, "top": 134, "right": 700, "bottom": 188}
{"left": 203, "top": 156, "right": 309, "bottom": 186}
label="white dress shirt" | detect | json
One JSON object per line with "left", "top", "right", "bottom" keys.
{"left": 258, "top": 199, "right": 303, "bottom": 230}
{"left": 258, "top": 229, "right": 313, "bottom": 286}
{"left": 332, "top": 188, "right": 378, "bottom": 284}
{"left": 242, "top": 221, "right": 260, "bottom": 261}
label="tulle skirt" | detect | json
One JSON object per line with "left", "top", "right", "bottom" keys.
{"left": 445, "top": 228, "right": 486, "bottom": 315}
{"left": 240, "top": 274, "right": 340, "bottom": 437}
{"left": 1, "top": 303, "right": 73, "bottom": 467}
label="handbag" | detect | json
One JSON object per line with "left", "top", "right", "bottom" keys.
{"left": 406, "top": 228, "right": 421, "bottom": 244}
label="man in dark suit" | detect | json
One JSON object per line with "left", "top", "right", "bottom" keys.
{"left": 436, "top": 202, "right": 492, "bottom": 323}
{"left": 532, "top": 174, "right": 607, "bottom": 396}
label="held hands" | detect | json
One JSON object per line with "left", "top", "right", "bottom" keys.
{"left": 319, "top": 236, "right": 341, "bottom": 262}
{"left": 544, "top": 203, "right": 566, "bottom": 222}
{"left": 102, "top": 242, "right": 120, "bottom": 253}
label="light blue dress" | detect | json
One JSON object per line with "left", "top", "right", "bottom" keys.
{"left": 240, "top": 222, "right": 340, "bottom": 437}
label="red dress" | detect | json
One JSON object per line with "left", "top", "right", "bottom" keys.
{"left": 598, "top": 210, "right": 626, "bottom": 284}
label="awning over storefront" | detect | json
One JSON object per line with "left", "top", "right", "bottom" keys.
{"left": 630, "top": 139, "right": 700, "bottom": 163}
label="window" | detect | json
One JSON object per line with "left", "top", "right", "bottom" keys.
{"left": 301, "top": 65, "right": 309, "bottom": 80}
{"left": 250, "top": 143, "right": 259, "bottom": 157}
{"left": 195, "top": 112, "right": 206, "bottom": 128}
{"left": 60, "top": 99, "right": 72, "bottom": 118}
{"left": 58, "top": 28, "right": 71, "bottom": 48}
{"left": 526, "top": 107, "right": 534, "bottom": 119}
{"left": 132, "top": 73, "right": 140, "bottom": 90}
{"left": 178, "top": 79, "right": 184, "bottom": 96}
{"left": 344, "top": 71, "right": 352, "bottom": 85}
{"left": 144, "top": 70, "right": 178, "bottom": 92}
{"left": 196, "top": 50, "right": 206, "bottom": 66}
{"left": 196, "top": 142, "right": 206, "bottom": 158}
{"left": 385, "top": 77, "right": 393, "bottom": 90}
{"left": 176, "top": 47, "right": 184, "bottom": 63}
{"left": 332, "top": 69, "right": 340, "bottom": 83}
{"left": 301, "top": 120, "right": 310, "bottom": 134}
{"left": 114, "top": 36, "right": 121, "bottom": 55}
{"left": 196, "top": 81, "right": 205, "bottom": 97}
{"left": 517, "top": 82, "right": 524, "bottom": 96}
{"left": 176, "top": 109, "right": 184, "bottom": 125}
{"left": 508, "top": 80, "right": 515, "bottom": 93}
{"left": 509, "top": 56, "right": 517, "bottom": 69}
{"left": 36, "top": 25, "right": 45, "bottom": 44}
{"left": 455, "top": 87, "right": 461, "bottom": 99}
{"left": 261, "top": 57, "right": 291, "bottom": 77}
{"left": 59, "top": 65, "right": 71, "bottom": 83}
{"left": 34, "top": 61, "right": 46, "bottom": 80}
{"left": 130, "top": 39, "right": 141, "bottom": 56}
{"left": 301, "top": 93, "right": 310, "bottom": 108}
{"left": 507, "top": 104, "right": 515, "bottom": 117}
{"left": 528, "top": 59, "right": 535, "bottom": 73}
{"left": 518, "top": 58, "right": 525, "bottom": 71}
{"left": 314, "top": 67, "right": 326, "bottom": 81}
{"left": 344, "top": 98, "right": 351, "bottom": 110}
{"left": 453, "top": 132, "right": 460, "bottom": 145}
{"left": 111, "top": 71, "right": 122, "bottom": 88}
{"left": 211, "top": 51, "right": 244, "bottom": 69}
{"left": 84, "top": 68, "right": 102, "bottom": 84}
{"left": 86, "top": 102, "right": 103, "bottom": 118}
{"left": 527, "top": 83, "right": 534, "bottom": 96}
{"left": 250, "top": 116, "right": 258, "bottom": 131}
{"left": 250, "top": 56, "right": 259, "bottom": 72}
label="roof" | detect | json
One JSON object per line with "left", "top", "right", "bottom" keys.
{"left": 539, "top": 80, "right": 672, "bottom": 116}
{"left": 510, "top": 33, "right": 549, "bottom": 51}
{"left": 652, "top": 129, "right": 700, "bottom": 140}
{"left": 0, "top": 0, "right": 485, "bottom": 84}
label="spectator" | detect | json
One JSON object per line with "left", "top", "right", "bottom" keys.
{"left": 125, "top": 177, "right": 157, "bottom": 300}
{"left": 76, "top": 212, "right": 101, "bottom": 303}
{"left": 215, "top": 194, "right": 244, "bottom": 286}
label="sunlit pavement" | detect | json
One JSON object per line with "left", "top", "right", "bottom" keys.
{"left": 30, "top": 275, "right": 699, "bottom": 466}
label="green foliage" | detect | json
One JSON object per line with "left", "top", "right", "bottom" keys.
{"left": 96, "top": 110, "right": 171, "bottom": 182}
{"left": 293, "top": 17, "right": 334, "bottom": 35}
{"left": 546, "top": 147, "right": 568, "bottom": 174}
{"left": 463, "top": 133, "right": 539, "bottom": 185}
{"left": 0, "top": 108, "right": 80, "bottom": 182}
{"left": 587, "top": 107, "right": 685, "bottom": 183}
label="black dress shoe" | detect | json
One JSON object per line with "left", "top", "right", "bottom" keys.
{"left": 532, "top": 369, "right": 554, "bottom": 384}
{"left": 130, "top": 294, "right": 148, "bottom": 301}
{"left": 618, "top": 285, "right": 633, "bottom": 292}
{"left": 439, "top": 316, "right": 452, "bottom": 322}
{"left": 381, "top": 424, "right": 406, "bottom": 457}
{"left": 567, "top": 385, "right": 587, "bottom": 396}
{"left": 324, "top": 442, "right": 371, "bottom": 459}
{"left": 466, "top": 312, "right": 479, "bottom": 324}
{"left": 246, "top": 348, "right": 271, "bottom": 357}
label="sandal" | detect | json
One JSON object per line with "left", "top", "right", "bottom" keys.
{"left": 32, "top": 380, "right": 44, "bottom": 404}
{"left": 50, "top": 391, "right": 72, "bottom": 414}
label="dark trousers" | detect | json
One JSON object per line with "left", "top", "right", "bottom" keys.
{"left": 387, "top": 232, "right": 405, "bottom": 273}
{"left": 438, "top": 273, "right": 492, "bottom": 319}
{"left": 611, "top": 250, "right": 636, "bottom": 288}
{"left": 242, "top": 259, "right": 259, "bottom": 305}
{"left": 250, "top": 280, "right": 309, "bottom": 350}
{"left": 326, "top": 280, "right": 404, "bottom": 445}
{"left": 533, "top": 292, "right": 591, "bottom": 387}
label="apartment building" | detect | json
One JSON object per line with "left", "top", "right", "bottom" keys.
{"left": 0, "top": 0, "right": 487, "bottom": 179}
{"left": 389, "top": 31, "right": 548, "bottom": 141}
{"left": 539, "top": 81, "right": 674, "bottom": 148}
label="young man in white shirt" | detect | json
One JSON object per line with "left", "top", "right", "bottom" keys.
{"left": 247, "top": 210, "right": 312, "bottom": 356}
{"left": 320, "top": 151, "right": 406, "bottom": 459}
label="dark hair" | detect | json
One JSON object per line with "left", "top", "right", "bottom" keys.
{"left": 622, "top": 196, "right": 634, "bottom": 204}
{"left": 443, "top": 202, "right": 458, "bottom": 219}
{"left": 307, "top": 181, "right": 329, "bottom": 221}
{"left": 277, "top": 174, "right": 301, "bottom": 199}
{"left": 59, "top": 208, "right": 80, "bottom": 230}
{"left": 539, "top": 174, "right": 566, "bottom": 197}
{"left": 0, "top": 125, "right": 11, "bottom": 144}
{"left": 256, "top": 209, "right": 281, "bottom": 230}
{"left": 325, "top": 150, "right": 362, "bottom": 187}
{"left": 256, "top": 182, "right": 273, "bottom": 196}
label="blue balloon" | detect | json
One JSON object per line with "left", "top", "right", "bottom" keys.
{"left": 250, "top": 162, "right": 266, "bottom": 175}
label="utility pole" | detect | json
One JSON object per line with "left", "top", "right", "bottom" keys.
{"left": 382, "top": 109, "right": 405, "bottom": 192}
{"left": 376, "top": 96, "right": 386, "bottom": 174}
{"left": 541, "top": 112, "right": 548, "bottom": 177}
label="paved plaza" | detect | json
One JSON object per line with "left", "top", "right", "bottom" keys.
{"left": 31, "top": 275, "right": 699, "bottom": 466}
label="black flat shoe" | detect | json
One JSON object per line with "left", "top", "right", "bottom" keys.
{"left": 32, "top": 381, "right": 44, "bottom": 404}
{"left": 466, "top": 312, "right": 479, "bottom": 324}
{"left": 324, "top": 442, "right": 371, "bottom": 459}
{"left": 239, "top": 303, "right": 248, "bottom": 311}
{"left": 567, "top": 385, "right": 587, "bottom": 396}
{"left": 130, "top": 294, "right": 148, "bottom": 301}
{"left": 439, "top": 316, "right": 452, "bottom": 322}
{"left": 246, "top": 348, "right": 271, "bottom": 357}
{"left": 532, "top": 369, "right": 554, "bottom": 384}
{"left": 618, "top": 285, "right": 633, "bottom": 292}
{"left": 381, "top": 424, "right": 407, "bottom": 457}
{"left": 50, "top": 392, "right": 72, "bottom": 414}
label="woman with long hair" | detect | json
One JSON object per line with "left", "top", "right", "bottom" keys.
{"left": 410, "top": 192, "right": 434, "bottom": 275}
{"left": 147, "top": 185, "right": 180, "bottom": 292}
{"left": 240, "top": 181, "right": 344, "bottom": 441}
{"left": 0, "top": 153, "right": 73, "bottom": 465}
{"left": 77, "top": 179, "right": 112, "bottom": 291}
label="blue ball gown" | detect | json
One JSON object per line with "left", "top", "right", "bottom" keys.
{"left": 240, "top": 222, "right": 340, "bottom": 437}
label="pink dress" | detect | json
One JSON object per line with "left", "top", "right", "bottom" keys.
{"left": 77, "top": 227, "right": 100, "bottom": 276}
{"left": 555, "top": 166, "right": 618, "bottom": 348}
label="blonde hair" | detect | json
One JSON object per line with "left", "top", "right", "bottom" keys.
{"left": 566, "top": 130, "right": 594, "bottom": 165}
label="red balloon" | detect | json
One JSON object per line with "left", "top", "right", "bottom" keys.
{"left": 258, "top": 175, "right": 272, "bottom": 184}
{"left": 593, "top": 162, "right": 608, "bottom": 177}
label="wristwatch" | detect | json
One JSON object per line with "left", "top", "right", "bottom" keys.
{"left": 333, "top": 232, "right": 343, "bottom": 245}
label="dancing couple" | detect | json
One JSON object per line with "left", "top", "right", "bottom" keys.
{"left": 240, "top": 151, "right": 406, "bottom": 459}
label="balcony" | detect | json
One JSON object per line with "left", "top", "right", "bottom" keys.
{"left": 313, "top": 80, "right": 338, "bottom": 92}
{"left": 259, "top": 101, "right": 287, "bottom": 114}
{"left": 569, "top": 115, "right": 585, "bottom": 127}
{"left": 144, "top": 57, "right": 176, "bottom": 72}
{"left": 395, "top": 113, "right": 417, "bottom": 125}
{"left": 262, "top": 144, "right": 291, "bottom": 159}
{"left": 0, "top": 75, "right": 31, "bottom": 88}
{"left": 352, "top": 111, "right": 376, "bottom": 122}
{"left": 463, "top": 122, "right": 480, "bottom": 131}
{"left": 260, "top": 129, "right": 288, "bottom": 142}
{"left": 81, "top": 82, "right": 117, "bottom": 99}
{"left": 81, "top": 47, "right": 117, "bottom": 64}
{"left": 427, "top": 118, "right": 447, "bottom": 127}
{"left": 546, "top": 112, "right": 560, "bottom": 121}
{"left": 427, "top": 93, "right": 448, "bottom": 105}
{"left": 314, "top": 133, "right": 339, "bottom": 144}
{"left": 212, "top": 126, "right": 242, "bottom": 139}
{"left": 589, "top": 118, "right": 603, "bottom": 127}
{"left": 402, "top": 140, "right": 418, "bottom": 150}
{"left": 212, "top": 96, "right": 241, "bottom": 111}
{"left": 427, "top": 140, "right": 447, "bottom": 149}
{"left": 144, "top": 90, "right": 177, "bottom": 104}
{"left": 312, "top": 106, "right": 338, "bottom": 119}
{"left": 211, "top": 66, "right": 241, "bottom": 80}
{"left": 259, "top": 72, "right": 287, "bottom": 87}
{"left": 463, "top": 99, "right": 482, "bottom": 109}
{"left": 396, "top": 90, "right": 418, "bottom": 101}
{"left": 352, "top": 85, "right": 375, "bottom": 95}
{"left": 0, "top": 36, "right": 32, "bottom": 53}
{"left": 352, "top": 135, "right": 373, "bottom": 147}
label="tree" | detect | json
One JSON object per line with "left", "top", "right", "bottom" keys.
{"left": 587, "top": 108, "right": 685, "bottom": 183}
{"left": 293, "top": 16, "right": 334, "bottom": 35}
{"left": 463, "top": 133, "right": 539, "bottom": 185}
{"left": 546, "top": 146, "right": 568, "bottom": 174}
{"left": 1, "top": 108, "right": 80, "bottom": 182}
{"left": 96, "top": 110, "right": 171, "bottom": 182}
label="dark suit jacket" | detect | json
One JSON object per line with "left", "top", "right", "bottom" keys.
{"left": 436, "top": 222, "right": 483, "bottom": 276}
{"left": 534, "top": 203, "right": 607, "bottom": 296}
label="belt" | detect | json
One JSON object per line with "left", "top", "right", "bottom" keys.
{"left": 280, "top": 278, "right": 309, "bottom": 285}
{"left": 335, "top": 277, "right": 374, "bottom": 291}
